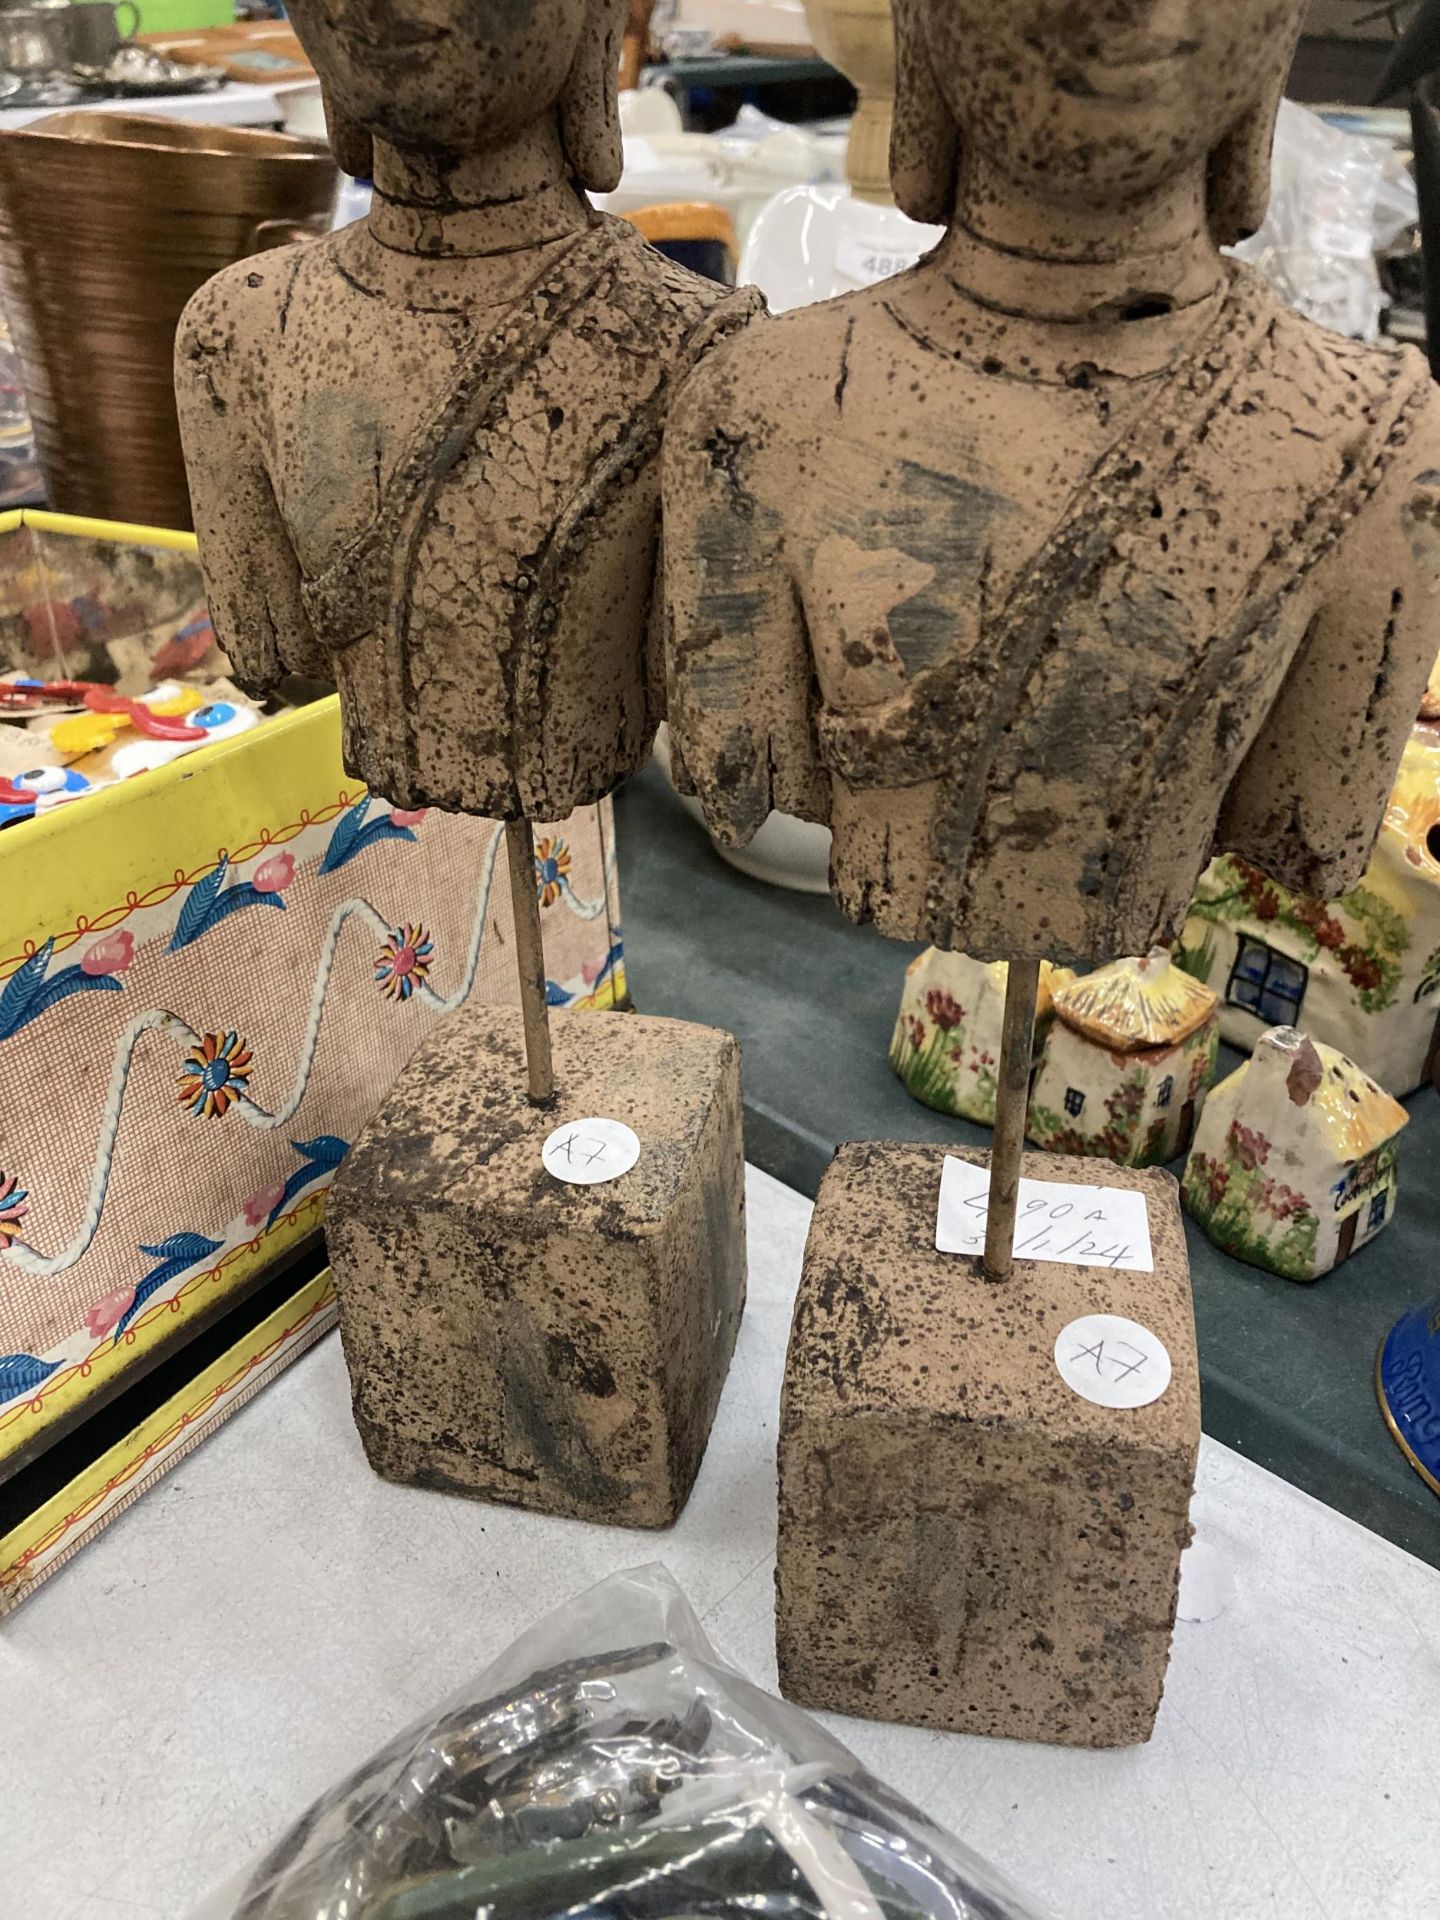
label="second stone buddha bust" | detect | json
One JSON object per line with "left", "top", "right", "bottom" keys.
{"left": 177, "top": 0, "right": 759, "bottom": 823}
{"left": 665, "top": 0, "right": 1440, "bottom": 966}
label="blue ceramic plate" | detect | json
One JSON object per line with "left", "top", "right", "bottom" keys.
{"left": 1377, "top": 1299, "right": 1440, "bottom": 1498}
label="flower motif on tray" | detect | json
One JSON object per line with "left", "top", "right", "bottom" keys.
{"left": 251, "top": 852, "right": 295, "bottom": 894}
{"left": 84, "top": 1284, "right": 137, "bottom": 1342}
{"left": 0, "top": 933, "right": 131, "bottom": 1043}
{"left": 244, "top": 1184, "right": 286, "bottom": 1228}
{"left": 178, "top": 1030, "right": 253, "bottom": 1119}
{"left": 534, "top": 836, "right": 572, "bottom": 908}
{"left": 264, "top": 1136, "right": 349, "bottom": 1228}
{"left": 375, "top": 923, "right": 433, "bottom": 1002}
{"left": 0, "top": 1352, "right": 61, "bottom": 1404}
{"left": 0, "top": 1171, "right": 28, "bottom": 1247}
{"left": 319, "top": 794, "right": 421, "bottom": 874}
{"left": 167, "top": 853, "right": 294, "bottom": 955}
{"left": 104, "top": 1234, "right": 226, "bottom": 1346}
{"left": 81, "top": 929, "right": 135, "bottom": 977}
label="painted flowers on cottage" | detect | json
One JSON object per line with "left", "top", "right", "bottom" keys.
{"left": 925, "top": 988, "right": 965, "bottom": 1031}
{"left": 1182, "top": 1117, "right": 1320, "bottom": 1282}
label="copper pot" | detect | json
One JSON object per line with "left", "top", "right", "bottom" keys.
{"left": 0, "top": 113, "right": 336, "bottom": 529}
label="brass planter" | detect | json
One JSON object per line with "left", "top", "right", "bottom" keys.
{"left": 0, "top": 113, "right": 335, "bottom": 529}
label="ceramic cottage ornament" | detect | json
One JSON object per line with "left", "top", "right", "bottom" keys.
{"left": 176, "top": 0, "right": 760, "bottom": 1529}
{"left": 667, "top": 0, "right": 1440, "bottom": 1746}
{"left": 1028, "top": 953, "right": 1218, "bottom": 1168}
{"left": 890, "top": 950, "right": 1073, "bottom": 1124}
{"left": 1179, "top": 675, "right": 1440, "bottom": 1097}
{"left": 1183, "top": 1027, "right": 1408, "bottom": 1282}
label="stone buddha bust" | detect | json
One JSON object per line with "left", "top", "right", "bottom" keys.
{"left": 665, "top": 0, "right": 1440, "bottom": 965}
{"left": 177, "top": 0, "right": 758, "bottom": 822}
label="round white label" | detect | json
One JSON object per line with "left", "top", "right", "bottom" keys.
{"left": 1054, "top": 1313, "right": 1172, "bottom": 1410}
{"left": 541, "top": 1117, "right": 641, "bottom": 1186}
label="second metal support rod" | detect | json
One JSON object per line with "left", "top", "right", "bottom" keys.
{"left": 982, "top": 953, "right": 1042, "bottom": 1283}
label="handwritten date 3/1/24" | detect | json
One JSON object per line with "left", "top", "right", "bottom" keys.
{"left": 980, "top": 1195, "right": 1136, "bottom": 1269}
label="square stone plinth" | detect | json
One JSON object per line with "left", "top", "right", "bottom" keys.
{"left": 777, "top": 1142, "right": 1199, "bottom": 1748}
{"left": 325, "top": 1007, "right": 746, "bottom": 1529}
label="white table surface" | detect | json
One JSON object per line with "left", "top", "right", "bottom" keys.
{"left": 0, "top": 80, "right": 281, "bottom": 132}
{"left": 2, "top": 1166, "right": 1437, "bottom": 1920}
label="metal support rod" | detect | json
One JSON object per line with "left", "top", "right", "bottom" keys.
{"left": 504, "top": 818, "right": 555, "bottom": 1106}
{"left": 982, "top": 953, "right": 1042, "bottom": 1283}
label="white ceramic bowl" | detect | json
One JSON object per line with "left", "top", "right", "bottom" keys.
{"left": 652, "top": 724, "right": 832, "bottom": 894}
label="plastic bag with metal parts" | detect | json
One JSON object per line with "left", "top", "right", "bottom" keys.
{"left": 1228, "top": 97, "right": 1419, "bottom": 342}
{"left": 190, "top": 1563, "right": 1052, "bottom": 1920}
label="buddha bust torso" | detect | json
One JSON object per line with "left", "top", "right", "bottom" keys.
{"left": 177, "top": 0, "right": 757, "bottom": 822}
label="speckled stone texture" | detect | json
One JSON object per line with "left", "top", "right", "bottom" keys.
{"left": 325, "top": 1007, "right": 746, "bottom": 1529}
{"left": 776, "top": 1142, "right": 1199, "bottom": 1747}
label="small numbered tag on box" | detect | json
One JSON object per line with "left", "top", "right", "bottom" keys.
{"left": 542, "top": 1117, "right": 640, "bottom": 1187}
{"left": 935, "top": 1155, "right": 1153, "bottom": 1272}
{"left": 1054, "top": 1313, "right": 1172, "bottom": 1409}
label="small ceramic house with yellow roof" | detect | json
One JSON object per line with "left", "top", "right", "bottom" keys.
{"left": 1183, "top": 1027, "right": 1408, "bottom": 1283}
{"left": 1177, "top": 658, "right": 1440, "bottom": 1096}
{"left": 890, "top": 949, "right": 1073, "bottom": 1125}
{"left": 1027, "top": 951, "right": 1219, "bottom": 1167}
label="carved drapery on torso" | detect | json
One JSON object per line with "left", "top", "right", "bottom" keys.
{"left": 665, "top": 266, "right": 1440, "bottom": 962}
{"left": 180, "top": 214, "right": 759, "bottom": 820}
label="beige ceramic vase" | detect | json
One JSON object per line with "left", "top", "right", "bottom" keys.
{"left": 803, "top": 0, "right": 894, "bottom": 205}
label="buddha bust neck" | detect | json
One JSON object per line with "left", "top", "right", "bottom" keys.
{"left": 939, "top": 149, "right": 1227, "bottom": 326}
{"left": 367, "top": 119, "right": 591, "bottom": 259}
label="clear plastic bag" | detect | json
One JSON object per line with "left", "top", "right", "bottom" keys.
{"left": 0, "top": 296, "right": 41, "bottom": 508}
{"left": 191, "top": 1564, "right": 1052, "bottom": 1920}
{"left": 1229, "top": 98, "right": 1418, "bottom": 342}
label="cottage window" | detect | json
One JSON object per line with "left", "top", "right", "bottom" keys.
{"left": 1368, "top": 1190, "right": 1388, "bottom": 1234}
{"left": 1227, "top": 937, "right": 1309, "bottom": 1027}
{"left": 1156, "top": 1076, "right": 1174, "bottom": 1109}
{"left": 1064, "top": 1087, "right": 1085, "bottom": 1118}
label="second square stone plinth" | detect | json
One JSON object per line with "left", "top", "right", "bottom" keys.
{"left": 776, "top": 1141, "right": 1200, "bottom": 1747}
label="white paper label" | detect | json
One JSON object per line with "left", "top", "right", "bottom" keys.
{"left": 541, "top": 1117, "right": 640, "bottom": 1186}
{"left": 935, "top": 1155, "right": 1154, "bottom": 1272}
{"left": 1054, "top": 1313, "right": 1172, "bottom": 1409}
{"left": 834, "top": 232, "right": 925, "bottom": 286}
{"left": 1307, "top": 216, "right": 1373, "bottom": 261}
